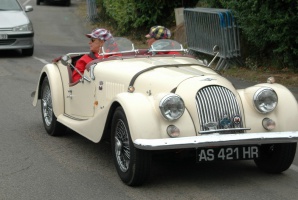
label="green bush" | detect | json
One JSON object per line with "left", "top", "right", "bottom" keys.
{"left": 99, "top": 0, "right": 197, "bottom": 38}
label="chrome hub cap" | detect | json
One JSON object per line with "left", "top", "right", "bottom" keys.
{"left": 115, "top": 119, "right": 130, "bottom": 172}
{"left": 42, "top": 85, "right": 53, "bottom": 127}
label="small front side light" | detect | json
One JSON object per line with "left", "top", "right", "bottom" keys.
{"left": 127, "top": 86, "right": 135, "bottom": 93}
{"left": 166, "top": 125, "right": 180, "bottom": 137}
{"left": 262, "top": 118, "right": 276, "bottom": 130}
{"left": 267, "top": 77, "right": 275, "bottom": 84}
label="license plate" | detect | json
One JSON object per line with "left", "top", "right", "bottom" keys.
{"left": 196, "top": 146, "right": 259, "bottom": 162}
{"left": 0, "top": 34, "right": 8, "bottom": 39}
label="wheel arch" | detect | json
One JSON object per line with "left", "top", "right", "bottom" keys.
{"left": 33, "top": 64, "right": 64, "bottom": 118}
{"left": 101, "top": 101, "right": 121, "bottom": 142}
{"left": 109, "top": 93, "right": 161, "bottom": 142}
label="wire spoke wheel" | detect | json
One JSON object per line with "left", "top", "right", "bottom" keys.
{"left": 115, "top": 119, "right": 130, "bottom": 172}
{"left": 41, "top": 85, "right": 53, "bottom": 127}
{"left": 40, "top": 77, "right": 66, "bottom": 136}
{"left": 111, "top": 107, "right": 151, "bottom": 186}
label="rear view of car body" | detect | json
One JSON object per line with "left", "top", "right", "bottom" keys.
{"left": 0, "top": 0, "right": 34, "bottom": 56}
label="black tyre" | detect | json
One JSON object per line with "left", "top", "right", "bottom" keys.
{"left": 41, "top": 77, "right": 66, "bottom": 136}
{"left": 37, "top": 0, "right": 40, "bottom": 5}
{"left": 65, "top": 0, "right": 71, "bottom": 6}
{"left": 111, "top": 107, "right": 151, "bottom": 186}
{"left": 22, "top": 47, "right": 34, "bottom": 56}
{"left": 254, "top": 143, "right": 297, "bottom": 173}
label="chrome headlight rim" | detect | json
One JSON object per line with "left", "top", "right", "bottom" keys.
{"left": 253, "top": 87, "right": 278, "bottom": 113}
{"left": 159, "top": 94, "right": 185, "bottom": 121}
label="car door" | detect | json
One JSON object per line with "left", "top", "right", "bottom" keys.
{"left": 65, "top": 80, "right": 96, "bottom": 118}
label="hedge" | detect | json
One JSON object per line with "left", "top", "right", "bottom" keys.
{"left": 97, "top": 0, "right": 197, "bottom": 39}
{"left": 95, "top": 0, "right": 297, "bottom": 68}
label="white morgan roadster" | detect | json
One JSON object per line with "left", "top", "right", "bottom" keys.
{"left": 32, "top": 38, "right": 298, "bottom": 186}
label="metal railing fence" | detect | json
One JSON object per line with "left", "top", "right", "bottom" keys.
{"left": 184, "top": 8, "right": 242, "bottom": 70}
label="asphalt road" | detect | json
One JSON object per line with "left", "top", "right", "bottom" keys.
{"left": 1, "top": 1, "right": 298, "bottom": 199}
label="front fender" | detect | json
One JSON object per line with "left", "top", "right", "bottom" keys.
{"left": 115, "top": 92, "right": 196, "bottom": 142}
{"left": 115, "top": 93, "right": 160, "bottom": 141}
{"left": 239, "top": 83, "right": 298, "bottom": 132}
{"left": 32, "top": 64, "right": 64, "bottom": 117}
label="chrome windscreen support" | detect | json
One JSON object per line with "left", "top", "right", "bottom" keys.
{"left": 90, "top": 64, "right": 96, "bottom": 80}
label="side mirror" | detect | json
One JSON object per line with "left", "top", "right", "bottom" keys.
{"left": 61, "top": 55, "right": 71, "bottom": 66}
{"left": 25, "top": 5, "right": 33, "bottom": 12}
{"left": 61, "top": 54, "right": 91, "bottom": 83}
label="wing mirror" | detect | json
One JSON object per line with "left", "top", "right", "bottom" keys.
{"left": 25, "top": 5, "right": 33, "bottom": 12}
{"left": 61, "top": 55, "right": 71, "bottom": 66}
{"left": 60, "top": 54, "right": 91, "bottom": 83}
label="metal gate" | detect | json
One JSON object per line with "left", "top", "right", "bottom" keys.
{"left": 184, "top": 8, "right": 242, "bottom": 70}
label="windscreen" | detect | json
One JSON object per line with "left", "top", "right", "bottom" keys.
{"left": 150, "top": 39, "right": 183, "bottom": 51}
{"left": 102, "top": 37, "right": 134, "bottom": 54}
{"left": 0, "top": 0, "right": 22, "bottom": 10}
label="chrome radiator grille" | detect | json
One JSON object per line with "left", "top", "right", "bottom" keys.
{"left": 195, "top": 85, "right": 243, "bottom": 133}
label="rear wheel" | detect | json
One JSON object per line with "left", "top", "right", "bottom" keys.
{"left": 37, "top": 0, "right": 40, "bottom": 5}
{"left": 254, "top": 143, "right": 297, "bottom": 173}
{"left": 111, "top": 107, "right": 151, "bottom": 186}
{"left": 41, "top": 77, "right": 66, "bottom": 136}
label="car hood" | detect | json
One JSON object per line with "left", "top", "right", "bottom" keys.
{"left": 0, "top": 11, "right": 29, "bottom": 28}
{"left": 96, "top": 56, "right": 234, "bottom": 94}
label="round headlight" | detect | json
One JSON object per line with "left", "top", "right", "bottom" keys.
{"left": 159, "top": 94, "right": 185, "bottom": 121}
{"left": 253, "top": 87, "right": 278, "bottom": 113}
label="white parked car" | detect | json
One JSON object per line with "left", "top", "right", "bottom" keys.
{"left": 32, "top": 37, "right": 298, "bottom": 186}
{"left": 0, "top": 0, "right": 34, "bottom": 56}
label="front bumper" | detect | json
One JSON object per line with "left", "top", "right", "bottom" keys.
{"left": 0, "top": 33, "right": 34, "bottom": 50}
{"left": 134, "top": 131, "right": 298, "bottom": 150}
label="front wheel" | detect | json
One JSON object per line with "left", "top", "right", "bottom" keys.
{"left": 65, "top": 0, "right": 71, "bottom": 6}
{"left": 254, "top": 143, "right": 297, "bottom": 173}
{"left": 41, "top": 77, "right": 66, "bottom": 136}
{"left": 111, "top": 107, "right": 151, "bottom": 186}
{"left": 36, "top": 0, "right": 40, "bottom": 5}
{"left": 22, "top": 47, "right": 34, "bottom": 56}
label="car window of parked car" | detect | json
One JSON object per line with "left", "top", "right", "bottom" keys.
{"left": 1, "top": 0, "right": 22, "bottom": 10}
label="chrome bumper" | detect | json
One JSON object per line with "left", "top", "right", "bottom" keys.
{"left": 134, "top": 132, "right": 298, "bottom": 150}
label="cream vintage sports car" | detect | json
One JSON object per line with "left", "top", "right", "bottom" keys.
{"left": 32, "top": 37, "right": 298, "bottom": 186}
